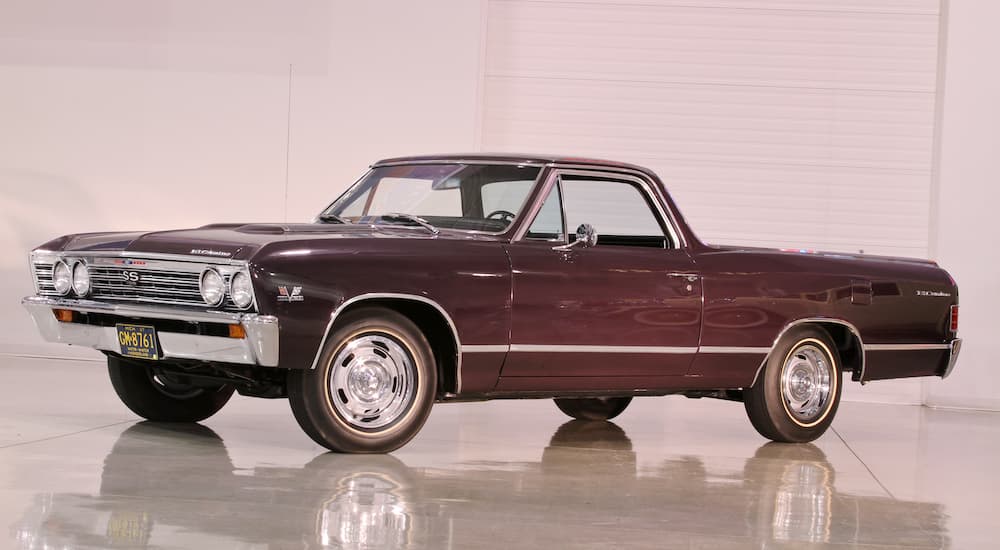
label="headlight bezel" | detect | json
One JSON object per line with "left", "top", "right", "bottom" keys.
{"left": 199, "top": 267, "right": 226, "bottom": 307}
{"left": 71, "top": 260, "right": 91, "bottom": 297}
{"left": 229, "top": 271, "right": 254, "bottom": 310}
{"left": 52, "top": 260, "right": 72, "bottom": 296}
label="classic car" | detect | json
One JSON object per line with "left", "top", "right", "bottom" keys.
{"left": 22, "top": 154, "right": 962, "bottom": 453}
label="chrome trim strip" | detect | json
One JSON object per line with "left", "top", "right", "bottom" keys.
{"left": 863, "top": 343, "right": 952, "bottom": 351}
{"left": 509, "top": 344, "right": 697, "bottom": 354}
{"left": 750, "top": 317, "right": 866, "bottom": 387}
{"left": 21, "top": 296, "right": 279, "bottom": 367}
{"left": 698, "top": 346, "right": 770, "bottom": 354}
{"left": 942, "top": 338, "right": 962, "bottom": 379}
{"left": 32, "top": 249, "right": 249, "bottom": 266}
{"left": 461, "top": 344, "right": 509, "bottom": 353}
{"left": 373, "top": 159, "right": 548, "bottom": 167}
{"left": 309, "top": 293, "right": 464, "bottom": 392}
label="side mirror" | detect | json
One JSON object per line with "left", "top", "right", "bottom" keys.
{"left": 554, "top": 223, "right": 598, "bottom": 251}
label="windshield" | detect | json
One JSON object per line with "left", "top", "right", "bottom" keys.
{"left": 320, "top": 163, "right": 543, "bottom": 233}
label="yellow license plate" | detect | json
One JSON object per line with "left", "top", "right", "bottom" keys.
{"left": 116, "top": 324, "right": 159, "bottom": 360}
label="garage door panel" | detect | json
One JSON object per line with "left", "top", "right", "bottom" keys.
{"left": 483, "top": 0, "right": 941, "bottom": 259}
{"left": 489, "top": 2, "right": 939, "bottom": 91}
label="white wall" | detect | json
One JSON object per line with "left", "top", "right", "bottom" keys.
{"left": 0, "top": 1, "right": 483, "bottom": 358}
{"left": 923, "top": 0, "right": 1000, "bottom": 411}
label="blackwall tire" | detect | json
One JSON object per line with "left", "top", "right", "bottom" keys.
{"left": 744, "top": 327, "right": 842, "bottom": 443}
{"left": 287, "top": 307, "right": 437, "bottom": 454}
{"left": 107, "top": 356, "right": 235, "bottom": 422}
{"left": 553, "top": 396, "right": 633, "bottom": 420}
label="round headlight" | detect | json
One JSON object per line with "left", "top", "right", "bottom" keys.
{"left": 52, "top": 261, "right": 72, "bottom": 295}
{"left": 199, "top": 268, "right": 225, "bottom": 306}
{"left": 230, "top": 271, "right": 253, "bottom": 309}
{"left": 71, "top": 261, "right": 91, "bottom": 296}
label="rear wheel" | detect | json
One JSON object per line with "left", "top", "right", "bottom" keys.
{"left": 107, "top": 356, "right": 235, "bottom": 422}
{"left": 554, "top": 396, "right": 632, "bottom": 420}
{"left": 744, "top": 327, "right": 842, "bottom": 443}
{"left": 287, "top": 307, "right": 436, "bottom": 453}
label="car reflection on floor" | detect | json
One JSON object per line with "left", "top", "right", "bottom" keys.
{"left": 11, "top": 421, "right": 948, "bottom": 549}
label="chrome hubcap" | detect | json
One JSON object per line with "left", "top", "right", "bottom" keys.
{"left": 329, "top": 333, "right": 416, "bottom": 430}
{"left": 780, "top": 344, "right": 832, "bottom": 424}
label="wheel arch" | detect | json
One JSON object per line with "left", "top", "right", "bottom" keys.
{"left": 750, "top": 317, "right": 865, "bottom": 387}
{"left": 310, "top": 293, "right": 462, "bottom": 395}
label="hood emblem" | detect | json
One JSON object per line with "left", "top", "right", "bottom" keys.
{"left": 277, "top": 286, "right": 304, "bottom": 302}
{"left": 190, "top": 248, "right": 232, "bottom": 258}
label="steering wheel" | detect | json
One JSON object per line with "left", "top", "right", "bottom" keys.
{"left": 485, "top": 209, "right": 516, "bottom": 224}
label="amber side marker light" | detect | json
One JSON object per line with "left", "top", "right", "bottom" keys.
{"left": 228, "top": 324, "right": 247, "bottom": 339}
{"left": 53, "top": 309, "right": 75, "bottom": 323}
{"left": 950, "top": 305, "right": 959, "bottom": 333}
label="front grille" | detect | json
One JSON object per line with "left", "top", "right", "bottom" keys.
{"left": 33, "top": 263, "right": 58, "bottom": 296}
{"left": 31, "top": 255, "right": 252, "bottom": 312}
{"left": 89, "top": 266, "right": 217, "bottom": 308}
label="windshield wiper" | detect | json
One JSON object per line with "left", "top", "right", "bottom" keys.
{"left": 380, "top": 213, "right": 440, "bottom": 235}
{"left": 317, "top": 213, "right": 348, "bottom": 224}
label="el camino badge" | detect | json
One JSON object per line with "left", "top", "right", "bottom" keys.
{"left": 916, "top": 290, "right": 951, "bottom": 297}
{"left": 277, "top": 286, "right": 304, "bottom": 302}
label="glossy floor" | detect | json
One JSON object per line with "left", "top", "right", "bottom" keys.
{"left": 0, "top": 357, "right": 997, "bottom": 549}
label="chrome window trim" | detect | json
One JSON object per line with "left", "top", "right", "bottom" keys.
{"left": 548, "top": 163, "right": 689, "bottom": 249}
{"left": 316, "top": 163, "right": 546, "bottom": 238}
{"left": 310, "top": 293, "right": 465, "bottom": 393}
{"left": 372, "top": 159, "right": 548, "bottom": 168}
{"left": 511, "top": 167, "right": 685, "bottom": 249}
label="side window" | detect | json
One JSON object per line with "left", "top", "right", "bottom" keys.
{"left": 524, "top": 183, "right": 565, "bottom": 240}
{"left": 561, "top": 177, "right": 667, "bottom": 248}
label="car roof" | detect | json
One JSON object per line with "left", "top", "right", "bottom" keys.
{"left": 371, "top": 152, "right": 656, "bottom": 176}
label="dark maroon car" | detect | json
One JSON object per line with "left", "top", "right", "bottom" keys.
{"left": 23, "top": 154, "right": 962, "bottom": 453}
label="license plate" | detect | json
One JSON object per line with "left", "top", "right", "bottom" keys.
{"left": 116, "top": 324, "right": 159, "bottom": 360}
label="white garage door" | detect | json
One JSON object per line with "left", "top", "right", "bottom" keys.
{"left": 481, "top": 0, "right": 943, "bottom": 258}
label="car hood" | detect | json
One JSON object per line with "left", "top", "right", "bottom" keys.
{"left": 48, "top": 223, "right": 497, "bottom": 261}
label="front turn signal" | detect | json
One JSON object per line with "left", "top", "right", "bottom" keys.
{"left": 53, "top": 309, "right": 75, "bottom": 323}
{"left": 228, "top": 324, "right": 247, "bottom": 339}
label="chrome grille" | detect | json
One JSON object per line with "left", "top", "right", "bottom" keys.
{"left": 30, "top": 253, "right": 253, "bottom": 312}
{"left": 33, "top": 263, "right": 59, "bottom": 296}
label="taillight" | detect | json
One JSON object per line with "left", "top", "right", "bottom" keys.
{"left": 950, "top": 305, "right": 959, "bottom": 333}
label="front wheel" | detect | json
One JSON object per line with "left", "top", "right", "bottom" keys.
{"left": 107, "top": 356, "right": 235, "bottom": 422}
{"left": 287, "top": 307, "right": 437, "bottom": 453}
{"left": 554, "top": 396, "right": 632, "bottom": 420}
{"left": 743, "top": 327, "right": 842, "bottom": 443}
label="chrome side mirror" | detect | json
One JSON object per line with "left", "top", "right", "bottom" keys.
{"left": 553, "top": 224, "right": 598, "bottom": 251}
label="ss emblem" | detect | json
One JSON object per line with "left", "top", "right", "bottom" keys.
{"left": 121, "top": 270, "right": 141, "bottom": 283}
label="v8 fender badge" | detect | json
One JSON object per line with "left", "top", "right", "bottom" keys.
{"left": 277, "top": 286, "right": 304, "bottom": 302}
{"left": 916, "top": 290, "right": 952, "bottom": 297}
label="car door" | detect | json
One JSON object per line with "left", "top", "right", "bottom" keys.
{"left": 500, "top": 169, "right": 702, "bottom": 384}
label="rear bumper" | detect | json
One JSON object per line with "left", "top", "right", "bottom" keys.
{"left": 21, "top": 296, "right": 279, "bottom": 367}
{"left": 941, "top": 338, "right": 962, "bottom": 379}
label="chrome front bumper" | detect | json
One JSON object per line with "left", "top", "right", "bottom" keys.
{"left": 22, "top": 296, "right": 279, "bottom": 367}
{"left": 941, "top": 338, "right": 963, "bottom": 379}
